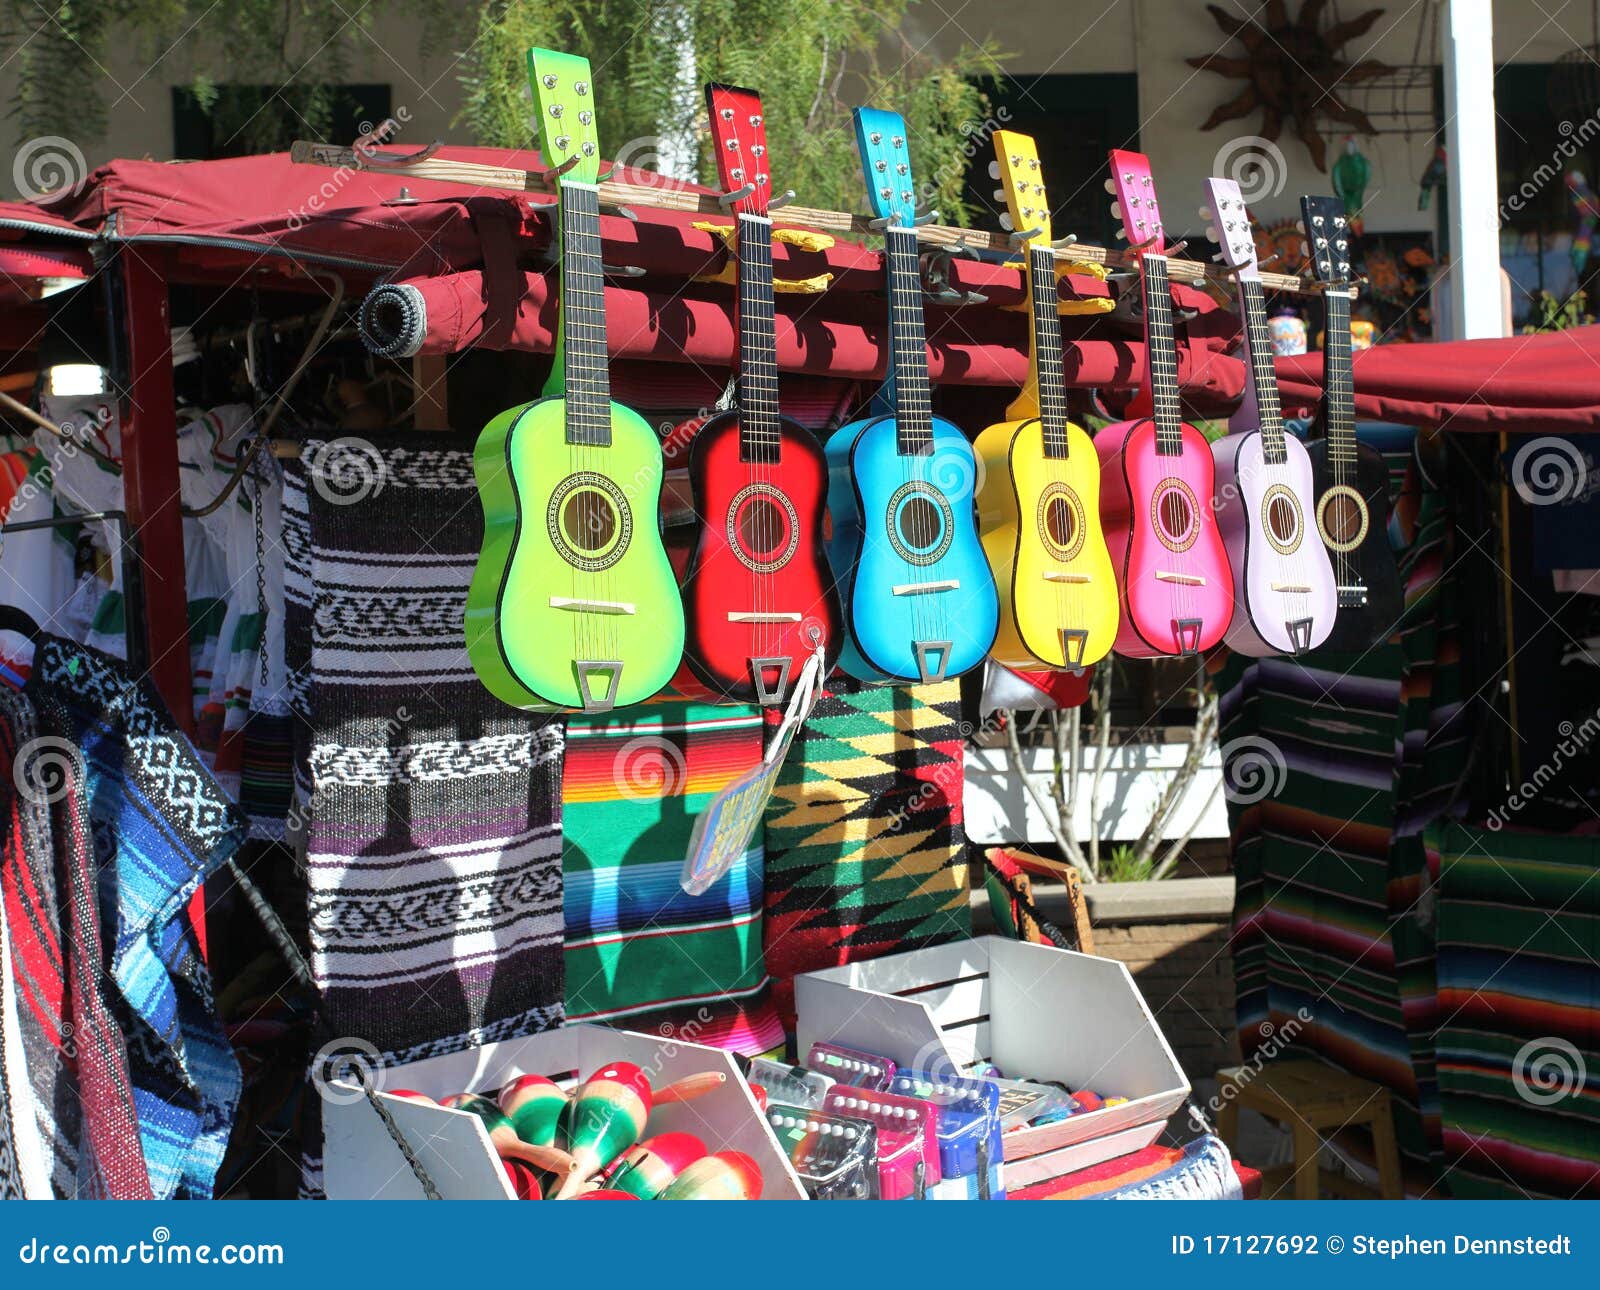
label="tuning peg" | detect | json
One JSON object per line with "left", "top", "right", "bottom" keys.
{"left": 1052, "top": 233, "right": 1077, "bottom": 249}
{"left": 1110, "top": 201, "right": 1123, "bottom": 221}
{"left": 1104, "top": 178, "right": 1117, "bottom": 194}
{"left": 999, "top": 212, "right": 1014, "bottom": 231}
{"left": 1205, "top": 225, "right": 1218, "bottom": 242}
{"left": 1212, "top": 251, "right": 1225, "bottom": 263}
{"left": 1198, "top": 206, "right": 1211, "bottom": 220}
{"left": 988, "top": 160, "right": 1001, "bottom": 180}
{"left": 993, "top": 188, "right": 1008, "bottom": 203}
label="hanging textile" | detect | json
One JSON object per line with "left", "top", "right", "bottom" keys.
{"left": 27, "top": 637, "right": 245, "bottom": 1198}
{"left": 763, "top": 680, "right": 972, "bottom": 1029}
{"left": 562, "top": 698, "right": 781, "bottom": 1055}
{"left": 1220, "top": 429, "right": 1460, "bottom": 1171}
{"left": 1431, "top": 822, "right": 1600, "bottom": 1198}
{"left": 299, "top": 433, "right": 565, "bottom": 1061}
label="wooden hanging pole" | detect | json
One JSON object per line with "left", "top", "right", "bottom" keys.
{"left": 289, "top": 140, "right": 1350, "bottom": 299}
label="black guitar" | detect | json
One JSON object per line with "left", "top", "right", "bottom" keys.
{"left": 1300, "top": 195, "right": 1402, "bottom": 651}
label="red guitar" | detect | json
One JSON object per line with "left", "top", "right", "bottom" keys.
{"left": 676, "top": 83, "right": 841, "bottom": 705}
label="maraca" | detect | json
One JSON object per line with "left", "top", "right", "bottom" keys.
{"left": 502, "top": 1158, "right": 544, "bottom": 1199}
{"left": 653, "top": 1071, "right": 726, "bottom": 1105}
{"left": 499, "top": 1073, "right": 568, "bottom": 1146}
{"left": 554, "top": 1062, "right": 654, "bottom": 1198}
{"left": 657, "top": 1150, "right": 762, "bottom": 1200}
{"left": 606, "top": 1132, "right": 709, "bottom": 1200}
{"left": 441, "top": 1094, "right": 579, "bottom": 1179}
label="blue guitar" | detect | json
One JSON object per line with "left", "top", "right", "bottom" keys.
{"left": 825, "top": 108, "right": 999, "bottom": 684}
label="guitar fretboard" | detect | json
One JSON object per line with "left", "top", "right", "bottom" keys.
{"left": 1238, "top": 278, "right": 1287, "bottom": 463}
{"left": 1028, "top": 245, "right": 1069, "bottom": 458}
{"left": 735, "top": 214, "right": 782, "bottom": 464}
{"left": 1321, "top": 289, "right": 1356, "bottom": 465}
{"left": 884, "top": 227, "right": 933, "bottom": 456}
{"left": 1141, "top": 255, "right": 1183, "bottom": 456}
{"left": 560, "top": 181, "right": 612, "bottom": 447}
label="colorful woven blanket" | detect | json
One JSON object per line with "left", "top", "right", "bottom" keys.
{"left": 563, "top": 698, "right": 781, "bottom": 1054}
{"left": 28, "top": 638, "right": 244, "bottom": 1198}
{"left": 763, "top": 680, "right": 971, "bottom": 1029}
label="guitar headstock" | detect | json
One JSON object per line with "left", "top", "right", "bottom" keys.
{"left": 1299, "top": 195, "right": 1352, "bottom": 285}
{"left": 528, "top": 47, "right": 602, "bottom": 185}
{"left": 705, "top": 83, "right": 771, "bottom": 216}
{"left": 1203, "top": 177, "right": 1258, "bottom": 278}
{"left": 1105, "top": 148, "right": 1167, "bottom": 251}
{"left": 854, "top": 107, "right": 918, "bottom": 226}
{"left": 990, "top": 129, "right": 1052, "bottom": 244}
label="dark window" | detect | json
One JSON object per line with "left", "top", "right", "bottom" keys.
{"left": 961, "top": 73, "right": 1141, "bottom": 246}
{"left": 173, "top": 84, "right": 392, "bottom": 159}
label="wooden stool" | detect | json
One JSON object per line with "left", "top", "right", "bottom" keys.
{"left": 1214, "top": 1061, "right": 1403, "bottom": 1199}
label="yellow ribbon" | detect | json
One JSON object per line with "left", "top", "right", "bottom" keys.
{"left": 693, "top": 222, "right": 835, "bottom": 293}
{"left": 1002, "top": 257, "right": 1114, "bottom": 315}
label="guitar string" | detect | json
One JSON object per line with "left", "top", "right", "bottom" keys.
{"left": 1324, "top": 288, "right": 1356, "bottom": 600}
{"left": 1144, "top": 254, "right": 1194, "bottom": 642}
{"left": 738, "top": 211, "right": 782, "bottom": 687}
{"left": 1032, "top": 242, "right": 1074, "bottom": 665}
{"left": 888, "top": 227, "right": 935, "bottom": 666}
{"left": 1241, "top": 275, "right": 1310, "bottom": 645}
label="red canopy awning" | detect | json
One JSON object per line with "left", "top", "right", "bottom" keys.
{"left": 5, "top": 149, "right": 1597, "bottom": 432}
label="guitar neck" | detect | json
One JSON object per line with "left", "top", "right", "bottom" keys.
{"left": 735, "top": 214, "right": 781, "bottom": 463}
{"left": 1028, "top": 244, "right": 1070, "bottom": 458}
{"left": 1236, "top": 277, "right": 1287, "bottom": 462}
{"left": 559, "top": 181, "right": 612, "bottom": 447}
{"left": 884, "top": 227, "right": 933, "bottom": 455}
{"left": 1320, "top": 289, "right": 1357, "bottom": 464}
{"left": 1141, "top": 254, "right": 1183, "bottom": 455}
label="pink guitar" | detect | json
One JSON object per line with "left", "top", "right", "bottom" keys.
{"left": 1096, "top": 151, "right": 1233, "bottom": 658}
{"left": 1204, "top": 178, "right": 1336, "bottom": 655}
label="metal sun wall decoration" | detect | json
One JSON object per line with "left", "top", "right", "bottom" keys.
{"left": 1187, "top": 1, "right": 1390, "bottom": 172}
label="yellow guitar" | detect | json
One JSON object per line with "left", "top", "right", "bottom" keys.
{"left": 975, "top": 130, "right": 1118, "bottom": 670}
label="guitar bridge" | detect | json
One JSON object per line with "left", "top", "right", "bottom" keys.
{"left": 1337, "top": 583, "right": 1369, "bottom": 608}
{"left": 913, "top": 641, "right": 953, "bottom": 683}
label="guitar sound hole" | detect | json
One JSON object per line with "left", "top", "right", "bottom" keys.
{"left": 1159, "top": 490, "right": 1192, "bottom": 543}
{"left": 898, "top": 496, "right": 941, "bottom": 550}
{"left": 1267, "top": 494, "right": 1298, "bottom": 544}
{"left": 1323, "top": 493, "right": 1362, "bottom": 544}
{"left": 738, "top": 496, "right": 787, "bottom": 556}
{"left": 561, "top": 491, "right": 617, "bottom": 553}
{"left": 1045, "top": 496, "right": 1078, "bottom": 549}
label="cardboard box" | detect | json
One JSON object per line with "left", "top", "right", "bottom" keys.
{"left": 795, "top": 936, "right": 1191, "bottom": 1190}
{"left": 323, "top": 1024, "right": 806, "bottom": 1200}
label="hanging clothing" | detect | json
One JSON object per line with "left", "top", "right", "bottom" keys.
{"left": 27, "top": 637, "right": 245, "bottom": 1199}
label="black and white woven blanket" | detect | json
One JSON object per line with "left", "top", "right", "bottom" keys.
{"left": 295, "top": 433, "right": 566, "bottom": 1062}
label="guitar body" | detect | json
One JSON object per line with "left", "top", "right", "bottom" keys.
{"left": 467, "top": 394, "right": 684, "bottom": 710}
{"left": 825, "top": 413, "right": 999, "bottom": 683}
{"left": 1306, "top": 436, "right": 1403, "bottom": 650}
{"left": 1096, "top": 417, "right": 1234, "bottom": 658}
{"left": 1212, "top": 429, "right": 1337, "bottom": 656}
{"left": 975, "top": 416, "right": 1118, "bottom": 668}
{"left": 678, "top": 409, "right": 840, "bottom": 702}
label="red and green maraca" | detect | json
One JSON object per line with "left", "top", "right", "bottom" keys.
{"left": 605, "top": 1131, "right": 708, "bottom": 1199}
{"left": 499, "top": 1073, "right": 568, "bottom": 1148}
{"left": 553, "top": 1061, "right": 654, "bottom": 1199}
{"left": 440, "top": 1093, "right": 579, "bottom": 1181}
{"left": 657, "top": 1151, "right": 763, "bottom": 1200}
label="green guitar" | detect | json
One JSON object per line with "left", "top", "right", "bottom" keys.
{"left": 467, "top": 47, "right": 684, "bottom": 712}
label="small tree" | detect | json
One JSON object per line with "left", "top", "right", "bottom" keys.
{"left": 1002, "top": 660, "right": 1221, "bottom": 884}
